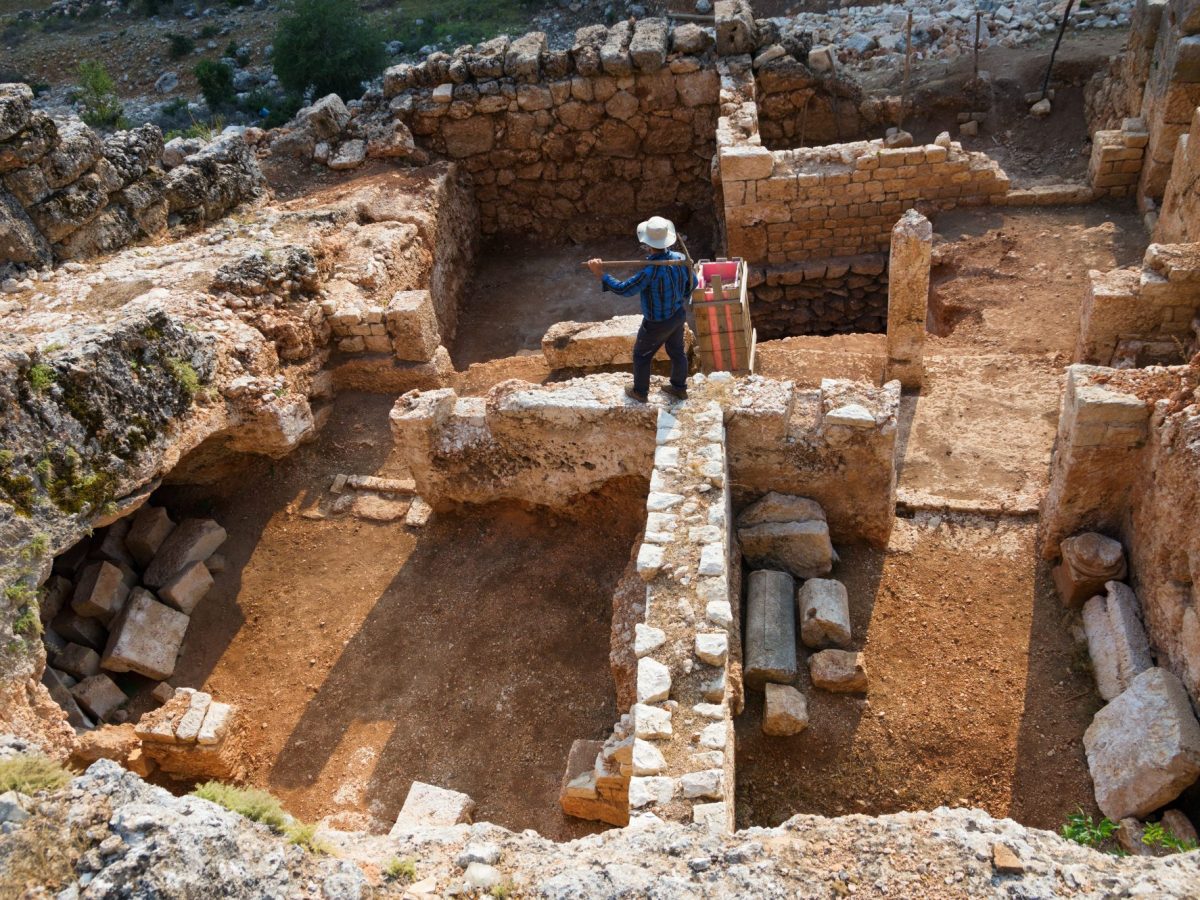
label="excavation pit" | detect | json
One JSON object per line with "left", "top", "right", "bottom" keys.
{"left": 40, "top": 392, "right": 645, "bottom": 840}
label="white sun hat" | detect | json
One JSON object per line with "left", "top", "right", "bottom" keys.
{"left": 637, "top": 215, "right": 677, "bottom": 250}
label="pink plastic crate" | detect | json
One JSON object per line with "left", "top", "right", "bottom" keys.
{"left": 696, "top": 260, "right": 740, "bottom": 292}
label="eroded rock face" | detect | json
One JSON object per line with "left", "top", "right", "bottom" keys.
{"left": 3, "top": 759, "right": 1199, "bottom": 898}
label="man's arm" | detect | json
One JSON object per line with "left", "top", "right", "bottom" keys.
{"left": 587, "top": 258, "right": 650, "bottom": 296}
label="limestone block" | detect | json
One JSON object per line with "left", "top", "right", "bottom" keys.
{"left": 633, "top": 703, "right": 673, "bottom": 739}
{"left": 680, "top": 768, "right": 724, "bottom": 800}
{"left": 744, "top": 569, "right": 797, "bottom": 690}
{"left": 542, "top": 315, "right": 693, "bottom": 369}
{"left": 143, "top": 519, "right": 227, "bottom": 589}
{"left": 157, "top": 561, "right": 213, "bottom": 615}
{"left": 71, "top": 674, "right": 126, "bottom": 722}
{"left": 441, "top": 117, "right": 494, "bottom": 158}
{"left": 41, "top": 667, "right": 91, "bottom": 728}
{"left": 504, "top": 32, "right": 546, "bottom": 79}
{"left": 636, "top": 543, "right": 665, "bottom": 581}
{"left": 692, "top": 800, "right": 728, "bottom": 833}
{"left": 798, "top": 578, "right": 852, "bottom": 649}
{"left": 1084, "top": 668, "right": 1200, "bottom": 820}
{"left": 695, "top": 632, "right": 729, "bottom": 667}
{"left": 632, "top": 739, "right": 667, "bottom": 776}
{"left": 53, "top": 611, "right": 106, "bottom": 650}
{"left": 720, "top": 145, "right": 774, "bottom": 182}
{"left": 601, "top": 21, "right": 634, "bottom": 76}
{"left": 628, "top": 776, "right": 674, "bottom": 808}
{"left": 885, "top": 208, "right": 932, "bottom": 389}
{"left": 102, "top": 588, "right": 190, "bottom": 681}
{"left": 739, "top": 521, "right": 834, "bottom": 579}
{"left": 634, "top": 624, "right": 666, "bottom": 657}
{"left": 699, "top": 721, "right": 728, "bottom": 750}
{"left": 1053, "top": 532, "right": 1127, "bottom": 607}
{"left": 809, "top": 649, "right": 868, "bottom": 693}
{"left": 125, "top": 505, "right": 176, "bottom": 569}
{"left": 152, "top": 682, "right": 176, "bottom": 704}
{"left": 629, "top": 18, "right": 669, "bottom": 72}
{"left": 95, "top": 518, "right": 136, "bottom": 569}
{"left": 57, "top": 642, "right": 101, "bottom": 679}
{"left": 1083, "top": 596, "right": 1125, "bottom": 701}
{"left": 385, "top": 290, "right": 440, "bottom": 363}
{"left": 390, "top": 782, "right": 475, "bottom": 832}
{"left": 637, "top": 657, "right": 672, "bottom": 703}
{"left": 739, "top": 492, "right": 826, "bottom": 527}
{"left": 763, "top": 683, "right": 809, "bottom": 736}
{"left": 1104, "top": 581, "right": 1153, "bottom": 689}
{"left": 71, "top": 561, "right": 130, "bottom": 625}
{"left": 715, "top": 0, "right": 757, "bottom": 55}
{"left": 174, "top": 690, "right": 212, "bottom": 743}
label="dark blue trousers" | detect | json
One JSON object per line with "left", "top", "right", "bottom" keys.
{"left": 632, "top": 306, "right": 688, "bottom": 396}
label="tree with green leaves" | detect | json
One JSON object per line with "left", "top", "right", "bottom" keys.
{"left": 273, "top": 0, "right": 387, "bottom": 101}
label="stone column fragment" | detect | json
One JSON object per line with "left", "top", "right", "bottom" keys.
{"left": 744, "top": 569, "right": 797, "bottom": 690}
{"left": 885, "top": 209, "right": 932, "bottom": 390}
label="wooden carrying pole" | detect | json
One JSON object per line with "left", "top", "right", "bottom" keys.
{"left": 581, "top": 259, "right": 692, "bottom": 268}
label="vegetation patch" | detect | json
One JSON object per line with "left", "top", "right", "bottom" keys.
{"left": 194, "top": 59, "right": 235, "bottom": 111}
{"left": 26, "top": 363, "right": 55, "bottom": 394}
{"left": 76, "top": 60, "right": 125, "bottom": 130}
{"left": 0, "top": 755, "right": 73, "bottom": 795}
{"left": 164, "top": 356, "right": 201, "bottom": 398}
{"left": 191, "top": 782, "right": 288, "bottom": 830}
{"left": 384, "top": 858, "right": 417, "bottom": 883}
{"left": 274, "top": 0, "right": 387, "bottom": 100}
{"left": 373, "top": 0, "right": 538, "bottom": 51}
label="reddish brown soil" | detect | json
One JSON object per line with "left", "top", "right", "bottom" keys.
{"left": 153, "top": 392, "right": 644, "bottom": 840}
{"left": 735, "top": 514, "right": 1102, "bottom": 831}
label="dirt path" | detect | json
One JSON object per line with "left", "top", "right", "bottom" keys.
{"left": 735, "top": 512, "right": 1101, "bottom": 831}
{"left": 156, "top": 392, "right": 642, "bottom": 840}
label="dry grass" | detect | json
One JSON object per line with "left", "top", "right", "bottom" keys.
{"left": 0, "top": 810, "right": 90, "bottom": 896}
{"left": 0, "top": 755, "right": 73, "bottom": 794}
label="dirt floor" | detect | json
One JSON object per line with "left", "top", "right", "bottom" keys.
{"left": 150, "top": 392, "right": 644, "bottom": 841}
{"left": 735, "top": 511, "right": 1102, "bottom": 831}
{"left": 758, "top": 202, "right": 1148, "bottom": 512}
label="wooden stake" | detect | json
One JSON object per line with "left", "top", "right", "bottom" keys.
{"left": 1041, "top": 0, "right": 1075, "bottom": 101}
{"left": 974, "top": 11, "right": 982, "bottom": 76}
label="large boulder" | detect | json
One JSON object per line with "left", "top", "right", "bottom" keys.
{"left": 0, "top": 111, "right": 56, "bottom": 173}
{"left": 162, "top": 133, "right": 265, "bottom": 224}
{"left": 41, "top": 119, "right": 102, "bottom": 189}
{"left": 1083, "top": 667, "right": 1200, "bottom": 820}
{"left": 0, "top": 188, "right": 52, "bottom": 266}
{"left": 0, "top": 83, "right": 33, "bottom": 142}
{"left": 102, "top": 124, "right": 165, "bottom": 185}
{"left": 295, "top": 93, "right": 350, "bottom": 140}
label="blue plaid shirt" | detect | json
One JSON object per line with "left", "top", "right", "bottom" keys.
{"left": 601, "top": 250, "right": 696, "bottom": 321}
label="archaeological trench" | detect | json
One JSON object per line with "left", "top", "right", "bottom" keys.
{"left": 3, "top": 1, "right": 1200, "bottom": 896}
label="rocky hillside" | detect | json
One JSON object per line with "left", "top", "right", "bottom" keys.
{"left": 1, "top": 757, "right": 1198, "bottom": 898}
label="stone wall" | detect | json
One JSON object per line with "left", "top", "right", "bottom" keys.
{"left": 1085, "top": 0, "right": 1166, "bottom": 133}
{"left": 1155, "top": 105, "right": 1200, "bottom": 242}
{"left": 751, "top": 253, "right": 888, "bottom": 338}
{"left": 388, "top": 372, "right": 900, "bottom": 549}
{"left": 375, "top": 23, "right": 722, "bottom": 241}
{"left": 1139, "top": 0, "right": 1200, "bottom": 198}
{"left": 752, "top": 53, "right": 869, "bottom": 150}
{"left": 1087, "top": 117, "right": 1149, "bottom": 198}
{"left": 1077, "top": 242, "right": 1200, "bottom": 367}
{"left": 1, "top": 83, "right": 265, "bottom": 271}
{"left": 1041, "top": 361, "right": 1200, "bottom": 709}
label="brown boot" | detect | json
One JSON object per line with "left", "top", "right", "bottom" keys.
{"left": 661, "top": 384, "right": 688, "bottom": 401}
{"left": 625, "top": 386, "right": 648, "bottom": 403}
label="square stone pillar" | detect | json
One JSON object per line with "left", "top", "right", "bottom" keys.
{"left": 884, "top": 209, "right": 932, "bottom": 390}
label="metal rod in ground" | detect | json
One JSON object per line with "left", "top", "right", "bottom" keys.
{"left": 900, "top": 12, "right": 913, "bottom": 132}
{"left": 1040, "top": 0, "right": 1075, "bottom": 101}
{"left": 667, "top": 12, "right": 716, "bottom": 22}
{"left": 974, "top": 12, "right": 982, "bottom": 75}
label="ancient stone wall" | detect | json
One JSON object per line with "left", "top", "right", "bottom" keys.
{"left": 1085, "top": 0, "right": 1166, "bottom": 133}
{"left": 1042, "top": 361, "right": 1200, "bottom": 709}
{"left": 1076, "top": 242, "right": 1200, "bottom": 367}
{"left": 752, "top": 254, "right": 888, "bottom": 338}
{"left": 0, "top": 83, "right": 265, "bottom": 270}
{"left": 374, "top": 23, "right": 721, "bottom": 241}
{"left": 752, "top": 53, "right": 868, "bottom": 150}
{"left": 388, "top": 372, "right": 899, "bottom": 549}
{"left": 1139, "top": 0, "right": 1200, "bottom": 198}
{"left": 1156, "top": 105, "right": 1200, "bottom": 241}
{"left": 1087, "top": 117, "right": 1149, "bottom": 198}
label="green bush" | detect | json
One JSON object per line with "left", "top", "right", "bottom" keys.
{"left": 191, "top": 782, "right": 288, "bottom": 829}
{"left": 273, "top": 0, "right": 387, "bottom": 100}
{"left": 1142, "top": 820, "right": 1199, "bottom": 854}
{"left": 284, "top": 821, "right": 330, "bottom": 854}
{"left": 0, "top": 755, "right": 72, "bottom": 794}
{"left": 167, "top": 33, "right": 195, "bottom": 60}
{"left": 194, "top": 60, "right": 235, "bottom": 110}
{"left": 76, "top": 60, "right": 125, "bottom": 130}
{"left": 200, "top": 24, "right": 220, "bottom": 39}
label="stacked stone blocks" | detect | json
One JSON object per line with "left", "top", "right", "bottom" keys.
{"left": 1088, "top": 117, "right": 1150, "bottom": 197}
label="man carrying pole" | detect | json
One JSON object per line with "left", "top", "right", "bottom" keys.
{"left": 586, "top": 215, "right": 697, "bottom": 403}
